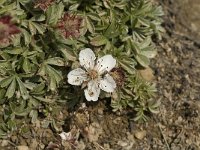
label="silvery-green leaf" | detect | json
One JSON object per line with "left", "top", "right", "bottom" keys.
{"left": 0, "top": 77, "right": 14, "bottom": 88}
{"left": 10, "top": 101, "right": 30, "bottom": 116}
{"left": 4, "top": 48, "right": 24, "bottom": 55}
{"left": 16, "top": 77, "right": 29, "bottom": 100}
{"left": 46, "top": 57, "right": 65, "bottom": 66}
{"left": 0, "top": 89, "right": 6, "bottom": 103}
{"left": 5, "top": 78, "right": 16, "bottom": 99}
{"left": 49, "top": 74, "right": 57, "bottom": 91}
{"left": 0, "top": 0, "right": 6, "bottom": 5}
{"left": 31, "top": 22, "right": 46, "bottom": 35}
{"left": 90, "top": 35, "right": 107, "bottom": 46}
{"left": 59, "top": 47, "right": 76, "bottom": 62}
{"left": 33, "top": 96, "right": 55, "bottom": 103}
{"left": 31, "top": 83, "right": 45, "bottom": 95}
{"left": 31, "top": 14, "right": 46, "bottom": 22}
{"left": 38, "top": 64, "right": 46, "bottom": 76}
{"left": 0, "top": 2, "right": 16, "bottom": 14}
{"left": 46, "top": 65, "right": 62, "bottom": 84}
{"left": 135, "top": 54, "right": 150, "bottom": 67}
{"left": 46, "top": 2, "right": 64, "bottom": 25}
{"left": 140, "top": 49, "right": 157, "bottom": 58}
{"left": 86, "top": 17, "right": 95, "bottom": 33}
{"left": 21, "top": 29, "right": 31, "bottom": 45}
{"left": 29, "top": 110, "right": 38, "bottom": 123}
{"left": 69, "top": 3, "right": 79, "bottom": 10}
{"left": 88, "top": 13, "right": 101, "bottom": 21}
{"left": 46, "top": 5, "right": 57, "bottom": 25}
{"left": 22, "top": 58, "right": 31, "bottom": 73}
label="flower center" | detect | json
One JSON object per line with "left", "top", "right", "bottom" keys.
{"left": 88, "top": 69, "right": 98, "bottom": 80}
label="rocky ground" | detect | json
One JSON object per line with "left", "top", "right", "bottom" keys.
{"left": 1, "top": 0, "right": 200, "bottom": 149}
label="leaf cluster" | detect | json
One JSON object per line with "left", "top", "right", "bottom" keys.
{"left": 111, "top": 73, "right": 160, "bottom": 121}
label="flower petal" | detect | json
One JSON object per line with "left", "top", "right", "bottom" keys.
{"left": 100, "top": 74, "right": 116, "bottom": 93}
{"left": 84, "top": 80, "right": 100, "bottom": 101}
{"left": 95, "top": 55, "right": 116, "bottom": 74}
{"left": 79, "top": 48, "right": 96, "bottom": 70}
{"left": 67, "top": 68, "right": 87, "bottom": 85}
{"left": 59, "top": 132, "right": 72, "bottom": 141}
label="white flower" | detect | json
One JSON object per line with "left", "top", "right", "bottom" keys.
{"left": 67, "top": 48, "right": 117, "bottom": 101}
{"left": 59, "top": 132, "right": 72, "bottom": 141}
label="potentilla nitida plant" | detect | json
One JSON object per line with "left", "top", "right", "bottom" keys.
{"left": 0, "top": 0, "right": 163, "bottom": 136}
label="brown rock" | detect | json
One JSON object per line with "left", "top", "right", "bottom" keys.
{"left": 138, "top": 67, "right": 154, "bottom": 81}
{"left": 134, "top": 130, "right": 146, "bottom": 140}
{"left": 17, "top": 146, "right": 29, "bottom": 150}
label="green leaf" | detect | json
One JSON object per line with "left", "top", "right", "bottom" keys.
{"left": 22, "top": 58, "right": 31, "bottom": 73}
{"left": 90, "top": 35, "right": 107, "bottom": 46}
{"left": 135, "top": 54, "right": 150, "bottom": 67}
{"left": 148, "top": 100, "right": 160, "bottom": 114}
{"left": 46, "top": 57, "right": 65, "bottom": 66}
{"left": 31, "top": 22, "right": 46, "bottom": 35}
{"left": 28, "top": 21, "right": 46, "bottom": 35}
{"left": 0, "top": 77, "right": 14, "bottom": 88}
{"left": 28, "top": 21, "right": 37, "bottom": 35}
{"left": 7, "top": 120, "right": 17, "bottom": 131}
{"left": 59, "top": 46, "right": 76, "bottom": 61}
{"left": 87, "top": 13, "right": 101, "bottom": 21}
{"left": 10, "top": 101, "right": 30, "bottom": 116}
{"left": 0, "top": 129, "right": 7, "bottom": 138}
{"left": 38, "top": 64, "right": 46, "bottom": 76}
{"left": 140, "top": 37, "right": 151, "bottom": 49}
{"left": 140, "top": 49, "right": 157, "bottom": 58}
{"left": 11, "top": 34, "right": 21, "bottom": 47}
{"left": 57, "top": 2, "right": 65, "bottom": 19}
{"left": 18, "top": 0, "right": 32, "bottom": 5}
{"left": 0, "top": 2, "right": 16, "bottom": 14}
{"left": 31, "top": 14, "right": 46, "bottom": 22}
{"left": 0, "top": 89, "right": 6, "bottom": 103}
{"left": 31, "top": 83, "right": 45, "bottom": 95}
{"left": 5, "top": 78, "right": 16, "bottom": 99}
{"left": 0, "top": 0, "right": 6, "bottom": 5}
{"left": 46, "top": 2, "right": 64, "bottom": 26}
{"left": 49, "top": 74, "right": 57, "bottom": 91}
{"left": 4, "top": 48, "right": 24, "bottom": 55}
{"left": 29, "top": 110, "right": 38, "bottom": 123}
{"left": 46, "top": 5, "right": 56, "bottom": 25}
{"left": 69, "top": 3, "right": 79, "bottom": 10}
{"left": 47, "top": 65, "right": 62, "bottom": 84}
{"left": 86, "top": 17, "right": 95, "bottom": 33}
{"left": 119, "top": 60, "right": 135, "bottom": 74}
{"left": 41, "top": 120, "right": 50, "bottom": 128}
{"left": 33, "top": 96, "right": 55, "bottom": 103}
{"left": 21, "top": 29, "right": 31, "bottom": 45}
{"left": 16, "top": 77, "right": 29, "bottom": 100}
{"left": 134, "top": 110, "right": 148, "bottom": 122}
{"left": 51, "top": 119, "right": 59, "bottom": 132}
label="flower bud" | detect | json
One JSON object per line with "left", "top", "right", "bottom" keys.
{"left": 110, "top": 68, "right": 125, "bottom": 87}
{"left": 57, "top": 13, "right": 82, "bottom": 39}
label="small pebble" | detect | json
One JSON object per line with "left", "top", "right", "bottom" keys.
{"left": 17, "top": 146, "right": 29, "bottom": 150}
{"left": 135, "top": 131, "right": 146, "bottom": 140}
{"left": 1, "top": 140, "right": 9, "bottom": 147}
{"left": 97, "top": 108, "right": 103, "bottom": 115}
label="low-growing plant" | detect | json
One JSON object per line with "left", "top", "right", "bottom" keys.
{"left": 0, "top": 0, "right": 164, "bottom": 137}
